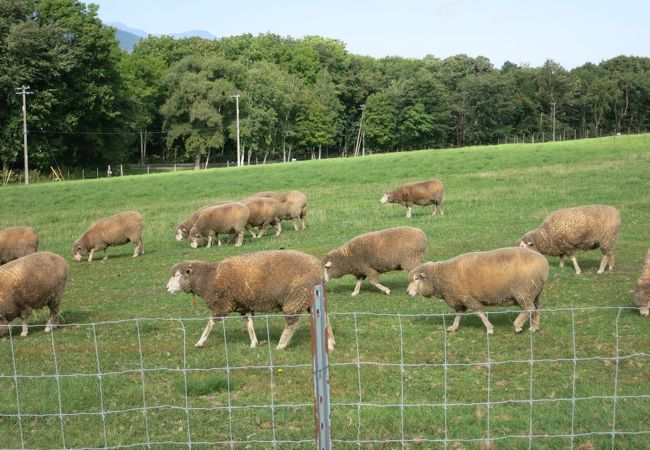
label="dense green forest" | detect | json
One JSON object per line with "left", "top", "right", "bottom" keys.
{"left": 2, "top": 0, "right": 650, "bottom": 172}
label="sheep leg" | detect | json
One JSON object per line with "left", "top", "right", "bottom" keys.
{"left": 246, "top": 225, "right": 258, "bottom": 238}
{"left": 88, "top": 249, "right": 95, "bottom": 262}
{"left": 570, "top": 256, "right": 581, "bottom": 275}
{"left": 608, "top": 254, "right": 615, "bottom": 271}
{"left": 257, "top": 223, "right": 270, "bottom": 238}
{"left": 292, "top": 216, "right": 301, "bottom": 231}
{"left": 273, "top": 221, "right": 282, "bottom": 236}
{"left": 276, "top": 316, "right": 300, "bottom": 350}
{"left": 513, "top": 312, "right": 529, "bottom": 333}
{"left": 327, "top": 316, "right": 335, "bottom": 351}
{"left": 20, "top": 319, "right": 29, "bottom": 337}
{"left": 432, "top": 205, "right": 437, "bottom": 216}
{"left": 368, "top": 279, "right": 391, "bottom": 295}
{"left": 559, "top": 256, "right": 565, "bottom": 268}
{"left": 439, "top": 202, "right": 444, "bottom": 216}
{"left": 351, "top": 279, "right": 363, "bottom": 296}
{"left": 475, "top": 312, "right": 495, "bottom": 334}
{"left": 44, "top": 312, "right": 59, "bottom": 333}
{"left": 530, "top": 300, "right": 541, "bottom": 332}
{"left": 447, "top": 313, "right": 462, "bottom": 332}
{"left": 234, "top": 231, "right": 244, "bottom": 247}
{"left": 405, "top": 206, "right": 413, "bottom": 218}
{"left": 244, "top": 314, "right": 258, "bottom": 348}
{"left": 102, "top": 249, "right": 109, "bottom": 261}
{"left": 195, "top": 317, "right": 217, "bottom": 348}
{"left": 206, "top": 235, "right": 214, "bottom": 248}
{"left": 597, "top": 255, "right": 609, "bottom": 274}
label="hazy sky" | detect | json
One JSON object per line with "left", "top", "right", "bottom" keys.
{"left": 91, "top": 0, "right": 648, "bottom": 69}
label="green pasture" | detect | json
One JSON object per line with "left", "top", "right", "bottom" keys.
{"left": 1, "top": 135, "right": 649, "bottom": 449}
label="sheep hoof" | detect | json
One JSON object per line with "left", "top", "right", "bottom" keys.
{"left": 20, "top": 331, "right": 28, "bottom": 337}
{"left": 446, "top": 326, "right": 457, "bottom": 332}
{"left": 383, "top": 289, "right": 391, "bottom": 295}
{"left": 486, "top": 328, "right": 494, "bottom": 335}
{"left": 529, "top": 326, "right": 539, "bottom": 332}
{"left": 194, "top": 342, "right": 204, "bottom": 348}
{"left": 597, "top": 269, "right": 604, "bottom": 274}
{"left": 276, "top": 344, "right": 287, "bottom": 350}
{"left": 515, "top": 327, "right": 523, "bottom": 333}
{"left": 640, "top": 308, "right": 649, "bottom": 317}
{"left": 351, "top": 291, "right": 360, "bottom": 297}
{"left": 250, "top": 341, "right": 259, "bottom": 348}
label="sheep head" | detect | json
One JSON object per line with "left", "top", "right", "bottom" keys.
{"left": 322, "top": 250, "right": 345, "bottom": 281}
{"left": 188, "top": 226, "right": 206, "bottom": 248}
{"left": 380, "top": 192, "right": 393, "bottom": 204}
{"left": 407, "top": 264, "right": 434, "bottom": 298}
{"left": 71, "top": 239, "right": 88, "bottom": 261}
{"left": 517, "top": 231, "right": 538, "bottom": 251}
{"left": 167, "top": 261, "right": 198, "bottom": 294}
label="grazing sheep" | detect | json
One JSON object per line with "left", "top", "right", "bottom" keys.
{"left": 189, "top": 202, "right": 249, "bottom": 248}
{"left": 251, "top": 190, "right": 308, "bottom": 231}
{"left": 517, "top": 205, "right": 621, "bottom": 275}
{"left": 407, "top": 247, "right": 549, "bottom": 334}
{"left": 242, "top": 197, "right": 282, "bottom": 238}
{"left": 72, "top": 211, "right": 144, "bottom": 262}
{"left": 323, "top": 226, "right": 427, "bottom": 296}
{"left": 380, "top": 179, "right": 444, "bottom": 218}
{"left": 0, "top": 226, "right": 39, "bottom": 265}
{"left": 166, "top": 249, "right": 334, "bottom": 350}
{"left": 175, "top": 201, "right": 235, "bottom": 241}
{"left": 634, "top": 249, "right": 650, "bottom": 317}
{"left": 0, "top": 251, "right": 68, "bottom": 337}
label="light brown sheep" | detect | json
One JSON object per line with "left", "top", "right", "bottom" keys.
{"left": 189, "top": 202, "right": 250, "bottom": 248}
{"left": 0, "top": 251, "right": 68, "bottom": 337}
{"left": 0, "top": 226, "right": 39, "bottom": 265}
{"left": 634, "top": 249, "right": 650, "bottom": 317}
{"left": 517, "top": 205, "right": 621, "bottom": 275}
{"left": 380, "top": 179, "right": 444, "bottom": 218}
{"left": 407, "top": 247, "right": 549, "bottom": 334}
{"left": 251, "top": 190, "right": 308, "bottom": 231}
{"left": 323, "top": 226, "right": 427, "bottom": 296}
{"left": 72, "top": 211, "right": 144, "bottom": 262}
{"left": 166, "top": 250, "right": 333, "bottom": 350}
{"left": 241, "top": 197, "right": 282, "bottom": 238}
{"left": 175, "top": 200, "right": 235, "bottom": 241}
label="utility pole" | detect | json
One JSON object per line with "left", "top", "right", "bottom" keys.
{"left": 353, "top": 104, "right": 365, "bottom": 157}
{"left": 551, "top": 101, "right": 556, "bottom": 142}
{"left": 16, "top": 85, "right": 33, "bottom": 185}
{"left": 230, "top": 94, "right": 241, "bottom": 166}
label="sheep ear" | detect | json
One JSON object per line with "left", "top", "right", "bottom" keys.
{"left": 418, "top": 272, "right": 427, "bottom": 280}
{"left": 325, "top": 261, "right": 332, "bottom": 268}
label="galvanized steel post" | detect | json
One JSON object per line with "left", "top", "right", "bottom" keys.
{"left": 311, "top": 284, "right": 332, "bottom": 450}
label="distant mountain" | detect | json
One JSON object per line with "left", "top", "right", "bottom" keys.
{"left": 107, "top": 22, "right": 217, "bottom": 52}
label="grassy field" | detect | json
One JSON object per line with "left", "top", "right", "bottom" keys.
{"left": 1, "top": 135, "right": 649, "bottom": 449}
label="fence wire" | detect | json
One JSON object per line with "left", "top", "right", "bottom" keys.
{"left": 0, "top": 306, "right": 648, "bottom": 449}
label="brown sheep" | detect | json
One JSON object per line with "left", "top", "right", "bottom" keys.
{"left": 166, "top": 249, "right": 334, "bottom": 350}
{"left": 0, "top": 251, "right": 68, "bottom": 337}
{"left": 517, "top": 205, "right": 621, "bottom": 275}
{"left": 72, "top": 211, "right": 144, "bottom": 262}
{"left": 634, "top": 249, "right": 650, "bottom": 317}
{"left": 189, "top": 202, "right": 249, "bottom": 248}
{"left": 251, "top": 190, "right": 308, "bottom": 231}
{"left": 380, "top": 179, "right": 444, "bottom": 218}
{"left": 407, "top": 247, "right": 549, "bottom": 334}
{"left": 323, "top": 226, "right": 427, "bottom": 296}
{"left": 241, "top": 197, "right": 282, "bottom": 238}
{"left": 0, "top": 226, "right": 39, "bottom": 264}
{"left": 175, "top": 200, "right": 235, "bottom": 241}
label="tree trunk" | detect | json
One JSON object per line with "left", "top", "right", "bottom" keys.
{"left": 194, "top": 151, "right": 201, "bottom": 170}
{"left": 318, "top": 145, "right": 322, "bottom": 160}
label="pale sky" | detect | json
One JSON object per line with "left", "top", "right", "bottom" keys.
{"left": 91, "top": 0, "right": 648, "bottom": 69}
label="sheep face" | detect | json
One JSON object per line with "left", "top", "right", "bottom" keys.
{"left": 407, "top": 269, "right": 433, "bottom": 298}
{"left": 167, "top": 263, "right": 193, "bottom": 294}
{"left": 322, "top": 251, "right": 345, "bottom": 281}
{"left": 175, "top": 227, "right": 188, "bottom": 241}
{"left": 380, "top": 192, "right": 393, "bottom": 204}
{"left": 71, "top": 240, "right": 87, "bottom": 261}
{"left": 517, "top": 232, "right": 536, "bottom": 250}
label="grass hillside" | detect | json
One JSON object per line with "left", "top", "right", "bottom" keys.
{"left": 1, "top": 135, "right": 649, "bottom": 449}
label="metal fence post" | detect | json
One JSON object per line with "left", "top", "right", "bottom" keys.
{"left": 311, "top": 284, "right": 332, "bottom": 450}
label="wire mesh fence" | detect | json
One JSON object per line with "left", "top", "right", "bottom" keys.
{"left": 1, "top": 305, "right": 648, "bottom": 449}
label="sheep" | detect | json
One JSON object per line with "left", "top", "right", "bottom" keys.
{"left": 380, "top": 179, "right": 444, "bottom": 218}
{"left": 407, "top": 247, "right": 549, "bottom": 334}
{"left": 175, "top": 200, "right": 235, "bottom": 241}
{"left": 0, "top": 226, "right": 39, "bottom": 265}
{"left": 322, "top": 226, "right": 427, "bottom": 296}
{"left": 72, "top": 211, "right": 144, "bottom": 262}
{"left": 166, "top": 249, "right": 334, "bottom": 350}
{"left": 240, "top": 197, "right": 282, "bottom": 238}
{"left": 634, "top": 249, "right": 650, "bottom": 317}
{"left": 517, "top": 205, "right": 621, "bottom": 275}
{"left": 189, "top": 202, "right": 250, "bottom": 248}
{"left": 251, "top": 190, "right": 308, "bottom": 231}
{"left": 0, "top": 251, "right": 68, "bottom": 337}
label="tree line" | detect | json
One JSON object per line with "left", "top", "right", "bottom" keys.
{"left": 2, "top": 0, "right": 649, "bottom": 172}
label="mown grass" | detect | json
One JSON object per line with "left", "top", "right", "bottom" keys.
{"left": 1, "top": 134, "right": 649, "bottom": 449}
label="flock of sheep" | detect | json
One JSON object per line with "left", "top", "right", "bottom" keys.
{"left": 1, "top": 179, "right": 649, "bottom": 351}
